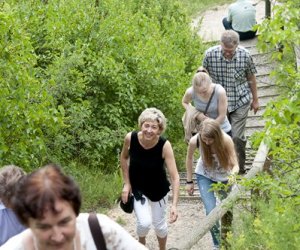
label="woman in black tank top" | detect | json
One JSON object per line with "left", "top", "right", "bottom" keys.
{"left": 120, "top": 108, "right": 180, "bottom": 250}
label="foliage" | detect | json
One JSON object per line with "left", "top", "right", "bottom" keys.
{"left": 227, "top": 194, "right": 300, "bottom": 250}
{"left": 63, "top": 162, "right": 123, "bottom": 211}
{"left": 228, "top": 0, "right": 300, "bottom": 248}
{"left": 1, "top": 0, "right": 207, "bottom": 208}
{"left": 0, "top": 3, "right": 63, "bottom": 170}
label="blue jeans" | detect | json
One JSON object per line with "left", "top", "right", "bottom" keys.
{"left": 196, "top": 174, "right": 229, "bottom": 247}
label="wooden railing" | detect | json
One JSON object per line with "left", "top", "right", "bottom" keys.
{"left": 176, "top": 141, "right": 270, "bottom": 249}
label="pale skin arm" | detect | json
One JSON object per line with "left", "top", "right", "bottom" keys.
{"left": 182, "top": 87, "right": 209, "bottom": 122}
{"left": 185, "top": 134, "right": 198, "bottom": 195}
{"left": 247, "top": 74, "right": 259, "bottom": 114}
{"left": 120, "top": 132, "right": 132, "bottom": 203}
{"left": 181, "top": 87, "right": 193, "bottom": 111}
{"left": 216, "top": 85, "right": 228, "bottom": 125}
{"left": 163, "top": 140, "right": 180, "bottom": 223}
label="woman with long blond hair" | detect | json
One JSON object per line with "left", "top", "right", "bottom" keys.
{"left": 185, "top": 119, "right": 238, "bottom": 249}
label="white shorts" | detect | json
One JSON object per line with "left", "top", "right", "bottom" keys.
{"left": 133, "top": 194, "right": 169, "bottom": 238}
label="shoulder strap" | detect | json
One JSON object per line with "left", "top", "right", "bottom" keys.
{"left": 204, "top": 86, "right": 216, "bottom": 115}
{"left": 88, "top": 213, "right": 107, "bottom": 250}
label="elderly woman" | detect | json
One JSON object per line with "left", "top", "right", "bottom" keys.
{"left": 120, "top": 107, "right": 180, "bottom": 250}
{"left": 0, "top": 165, "right": 26, "bottom": 246}
{"left": 0, "top": 164, "right": 147, "bottom": 250}
{"left": 185, "top": 119, "right": 239, "bottom": 249}
{"left": 182, "top": 68, "right": 231, "bottom": 141}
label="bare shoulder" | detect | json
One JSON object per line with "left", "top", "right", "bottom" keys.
{"left": 215, "top": 84, "right": 226, "bottom": 94}
{"left": 223, "top": 132, "right": 234, "bottom": 146}
{"left": 122, "top": 132, "right": 132, "bottom": 148}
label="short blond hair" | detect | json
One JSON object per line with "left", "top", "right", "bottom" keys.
{"left": 138, "top": 108, "right": 167, "bottom": 133}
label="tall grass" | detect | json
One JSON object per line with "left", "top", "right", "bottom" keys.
{"left": 64, "top": 162, "right": 123, "bottom": 212}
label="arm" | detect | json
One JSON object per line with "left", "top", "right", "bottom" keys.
{"left": 182, "top": 87, "right": 206, "bottom": 122}
{"left": 216, "top": 85, "right": 228, "bottom": 125}
{"left": 182, "top": 87, "right": 193, "bottom": 110}
{"left": 224, "top": 134, "right": 239, "bottom": 174}
{"left": 120, "top": 132, "right": 132, "bottom": 203}
{"left": 185, "top": 134, "right": 198, "bottom": 195}
{"left": 247, "top": 74, "right": 259, "bottom": 114}
{"left": 163, "top": 141, "right": 180, "bottom": 223}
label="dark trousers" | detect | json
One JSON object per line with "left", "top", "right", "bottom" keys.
{"left": 222, "top": 17, "right": 257, "bottom": 40}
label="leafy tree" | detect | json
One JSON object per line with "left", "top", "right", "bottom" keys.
{"left": 228, "top": 1, "right": 300, "bottom": 248}
{"left": 0, "top": 3, "right": 63, "bottom": 170}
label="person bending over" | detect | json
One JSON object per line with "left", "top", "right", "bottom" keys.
{"left": 185, "top": 119, "right": 239, "bottom": 249}
{"left": 222, "top": 0, "right": 257, "bottom": 40}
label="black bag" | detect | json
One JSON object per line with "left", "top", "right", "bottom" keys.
{"left": 120, "top": 193, "right": 134, "bottom": 213}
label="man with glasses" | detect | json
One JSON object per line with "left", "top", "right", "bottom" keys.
{"left": 202, "top": 30, "right": 259, "bottom": 174}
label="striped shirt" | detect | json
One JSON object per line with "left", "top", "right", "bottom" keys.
{"left": 203, "top": 45, "right": 257, "bottom": 112}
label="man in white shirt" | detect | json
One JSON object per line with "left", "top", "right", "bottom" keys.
{"left": 222, "top": 0, "right": 257, "bottom": 40}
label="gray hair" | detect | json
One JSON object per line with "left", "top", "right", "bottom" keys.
{"left": 0, "top": 165, "right": 25, "bottom": 206}
{"left": 138, "top": 108, "right": 167, "bottom": 133}
{"left": 221, "top": 30, "right": 240, "bottom": 47}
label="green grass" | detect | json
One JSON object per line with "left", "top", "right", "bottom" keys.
{"left": 63, "top": 162, "right": 123, "bottom": 212}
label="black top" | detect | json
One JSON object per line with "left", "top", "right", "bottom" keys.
{"left": 129, "top": 131, "right": 170, "bottom": 201}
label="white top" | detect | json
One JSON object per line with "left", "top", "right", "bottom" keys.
{"left": 228, "top": 0, "right": 256, "bottom": 32}
{"left": 195, "top": 154, "right": 231, "bottom": 182}
{"left": 0, "top": 213, "right": 148, "bottom": 250}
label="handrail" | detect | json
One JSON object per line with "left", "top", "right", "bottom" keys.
{"left": 177, "top": 141, "right": 269, "bottom": 250}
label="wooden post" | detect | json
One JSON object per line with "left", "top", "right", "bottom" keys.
{"left": 265, "top": 0, "right": 271, "bottom": 18}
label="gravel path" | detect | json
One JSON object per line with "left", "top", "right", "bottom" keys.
{"left": 107, "top": 198, "right": 213, "bottom": 250}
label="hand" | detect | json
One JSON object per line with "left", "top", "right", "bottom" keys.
{"left": 197, "top": 113, "right": 207, "bottom": 122}
{"left": 121, "top": 184, "right": 131, "bottom": 203}
{"left": 186, "top": 183, "right": 194, "bottom": 196}
{"left": 169, "top": 205, "right": 178, "bottom": 223}
{"left": 250, "top": 99, "right": 259, "bottom": 114}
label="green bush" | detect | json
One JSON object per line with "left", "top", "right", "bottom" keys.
{"left": 1, "top": 0, "right": 207, "bottom": 207}
{"left": 0, "top": 3, "right": 63, "bottom": 170}
{"left": 228, "top": 1, "right": 300, "bottom": 248}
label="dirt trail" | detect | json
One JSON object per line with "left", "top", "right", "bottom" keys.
{"left": 107, "top": 199, "right": 213, "bottom": 250}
